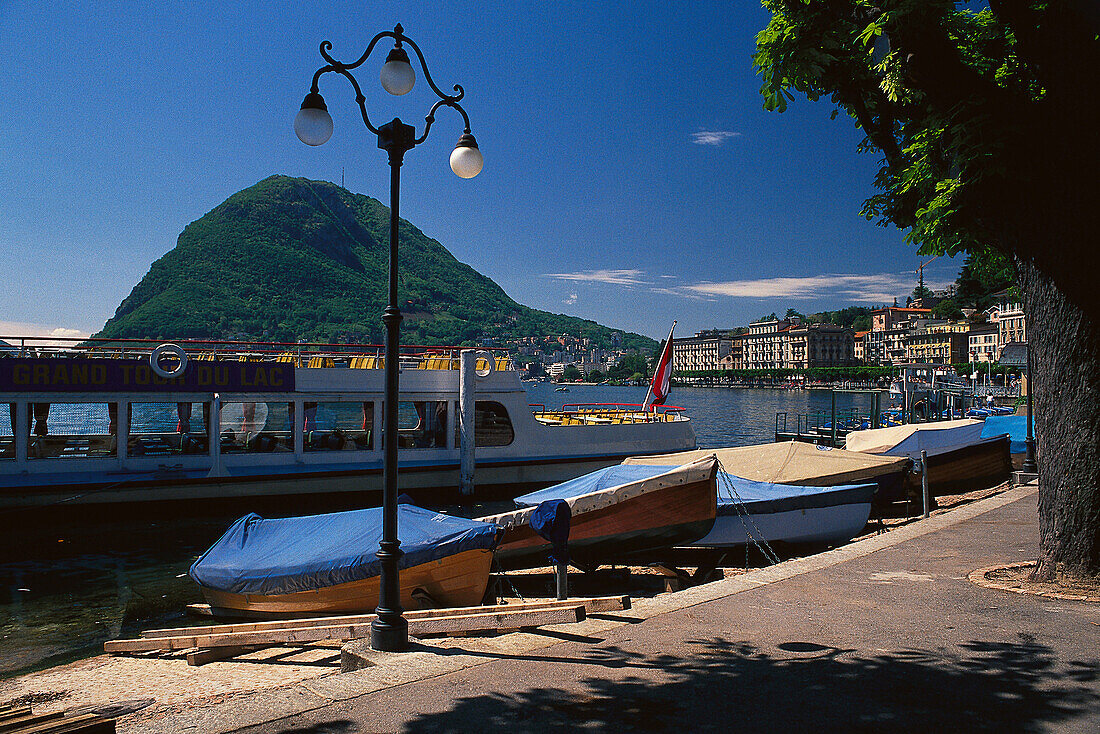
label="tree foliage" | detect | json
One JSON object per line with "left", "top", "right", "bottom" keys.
{"left": 931, "top": 298, "right": 964, "bottom": 320}
{"left": 606, "top": 352, "right": 650, "bottom": 382}
{"left": 754, "top": 1, "right": 1100, "bottom": 577}
{"left": 561, "top": 364, "right": 582, "bottom": 382}
{"left": 755, "top": 1, "right": 1096, "bottom": 267}
{"left": 955, "top": 250, "right": 1016, "bottom": 310}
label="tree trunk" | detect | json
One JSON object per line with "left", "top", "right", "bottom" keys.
{"left": 1018, "top": 257, "right": 1100, "bottom": 580}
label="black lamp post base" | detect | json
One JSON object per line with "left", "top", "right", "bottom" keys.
{"left": 370, "top": 616, "right": 409, "bottom": 652}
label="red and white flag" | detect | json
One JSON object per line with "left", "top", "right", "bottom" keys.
{"left": 644, "top": 321, "right": 676, "bottom": 411}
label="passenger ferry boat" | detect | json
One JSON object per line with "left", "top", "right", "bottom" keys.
{"left": 0, "top": 337, "right": 695, "bottom": 509}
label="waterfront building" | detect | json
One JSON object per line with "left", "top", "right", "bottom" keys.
{"left": 853, "top": 330, "right": 869, "bottom": 363}
{"left": 546, "top": 362, "right": 571, "bottom": 378}
{"left": 785, "top": 323, "right": 856, "bottom": 369}
{"left": 968, "top": 323, "right": 999, "bottom": 364}
{"left": 906, "top": 322, "right": 969, "bottom": 365}
{"left": 995, "top": 291, "right": 1027, "bottom": 358}
{"left": 727, "top": 334, "right": 744, "bottom": 371}
{"left": 742, "top": 318, "right": 795, "bottom": 370}
{"left": 671, "top": 330, "right": 733, "bottom": 372}
{"left": 870, "top": 306, "right": 932, "bottom": 332}
{"left": 867, "top": 307, "right": 933, "bottom": 365}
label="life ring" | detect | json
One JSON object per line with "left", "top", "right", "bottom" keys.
{"left": 150, "top": 343, "right": 188, "bottom": 379}
{"left": 474, "top": 350, "right": 495, "bottom": 379}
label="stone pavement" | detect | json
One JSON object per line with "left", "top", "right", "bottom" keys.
{"left": 123, "top": 482, "right": 1100, "bottom": 733}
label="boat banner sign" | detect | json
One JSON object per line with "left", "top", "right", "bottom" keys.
{"left": 0, "top": 358, "right": 295, "bottom": 393}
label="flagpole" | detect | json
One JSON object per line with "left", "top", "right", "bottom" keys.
{"left": 645, "top": 320, "right": 677, "bottom": 413}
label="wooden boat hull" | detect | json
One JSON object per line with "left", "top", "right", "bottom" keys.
{"left": 907, "top": 435, "right": 1012, "bottom": 498}
{"left": 198, "top": 548, "right": 493, "bottom": 617}
{"left": 491, "top": 471, "right": 717, "bottom": 569}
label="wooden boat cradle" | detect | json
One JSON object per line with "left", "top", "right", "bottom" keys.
{"left": 104, "top": 596, "right": 630, "bottom": 665}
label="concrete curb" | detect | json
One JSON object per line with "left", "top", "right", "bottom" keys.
{"left": 135, "top": 483, "right": 1038, "bottom": 734}
{"left": 969, "top": 560, "right": 1100, "bottom": 602}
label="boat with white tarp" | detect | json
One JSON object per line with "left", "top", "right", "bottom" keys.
{"left": 844, "top": 419, "right": 1011, "bottom": 498}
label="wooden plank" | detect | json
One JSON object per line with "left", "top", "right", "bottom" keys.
{"left": 186, "top": 646, "right": 267, "bottom": 666}
{"left": 0, "top": 711, "right": 64, "bottom": 732}
{"left": 107, "top": 606, "right": 584, "bottom": 654}
{"left": 0, "top": 708, "right": 32, "bottom": 723}
{"left": 410, "top": 606, "right": 584, "bottom": 637}
{"left": 5, "top": 713, "right": 110, "bottom": 734}
{"left": 144, "top": 596, "right": 627, "bottom": 639}
{"left": 29, "top": 719, "right": 113, "bottom": 734}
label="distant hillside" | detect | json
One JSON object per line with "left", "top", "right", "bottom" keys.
{"left": 95, "top": 175, "right": 655, "bottom": 351}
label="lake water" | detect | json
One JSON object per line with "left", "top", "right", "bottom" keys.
{"left": 0, "top": 385, "right": 883, "bottom": 678}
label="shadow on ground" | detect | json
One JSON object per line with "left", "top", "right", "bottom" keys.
{"left": 385, "top": 635, "right": 1098, "bottom": 733}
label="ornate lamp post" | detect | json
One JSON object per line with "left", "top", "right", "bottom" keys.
{"left": 294, "top": 24, "right": 482, "bottom": 652}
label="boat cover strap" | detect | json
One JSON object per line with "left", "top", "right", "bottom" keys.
{"left": 530, "top": 499, "right": 571, "bottom": 564}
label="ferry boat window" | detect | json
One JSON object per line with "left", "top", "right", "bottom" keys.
{"left": 1, "top": 404, "right": 12, "bottom": 460}
{"left": 303, "top": 401, "right": 374, "bottom": 452}
{"left": 386, "top": 400, "right": 448, "bottom": 449}
{"left": 220, "top": 401, "right": 292, "bottom": 454}
{"left": 27, "top": 402, "right": 117, "bottom": 459}
{"left": 475, "top": 401, "right": 514, "bottom": 447}
{"left": 129, "top": 402, "right": 210, "bottom": 456}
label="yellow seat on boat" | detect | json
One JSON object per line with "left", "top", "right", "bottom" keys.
{"left": 276, "top": 353, "right": 302, "bottom": 367}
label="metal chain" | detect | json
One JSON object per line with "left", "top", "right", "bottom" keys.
{"left": 715, "top": 460, "right": 782, "bottom": 567}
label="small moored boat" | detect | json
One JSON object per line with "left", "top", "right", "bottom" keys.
{"left": 479, "top": 455, "right": 718, "bottom": 569}
{"left": 190, "top": 504, "right": 501, "bottom": 617}
{"left": 624, "top": 442, "right": 910, "bottom": 495}
{"left": 980, "top": 415, "right": 1033, "bottom": 469}
{"left": 691, "top": 473, "right": 876, "bottom": 548}
{"left": 844, "top": 419, "right": 1012, "bottom": 499}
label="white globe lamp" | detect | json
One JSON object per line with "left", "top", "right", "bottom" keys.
{"left": 294, "top": 92, "right": 333, "bottom": 146}
{"left": 450, "top": 133, "right": 483, "bottom": 178}
{"left": 380, "top": 47, "right": 416, "bottom": 96}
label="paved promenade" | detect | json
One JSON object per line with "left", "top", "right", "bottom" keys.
{"left": 138, "top": 484, "right": 1099, "bottom": 733}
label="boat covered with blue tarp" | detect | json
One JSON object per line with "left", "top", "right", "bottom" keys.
{"left": 690, "top": 472, "right": 876, "bottom": 547}
{"left": 980, "top": 415, "right": 1029, "bottom": 455}
{"left": 190, "top": 504, "right": 501, "bottom": 616}
{"left": 512, "top": 464, "right": 684, "bottom": 507}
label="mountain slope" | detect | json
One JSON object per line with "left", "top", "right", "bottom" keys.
{"left": 95, "top": 175, "right": 654, "bottom": 351}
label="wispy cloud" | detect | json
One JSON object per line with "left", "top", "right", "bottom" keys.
{"left": 544, "top": 268, "right": 941, "bottom": 305}
{"left": 544, "top": 269, "right": 649, "bottom": 287}
{"left": 691, "top": 130, "right": 741, "bottom": 146}
{"left": 0, "top": 321, "right": 91, "bottom": 347}
{"left": 684, "top": 273, "right": 947, "bottom": 302}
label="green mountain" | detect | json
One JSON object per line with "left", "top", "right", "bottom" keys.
{"left": 95, "top": 175, "right": 655, "bottom": 351}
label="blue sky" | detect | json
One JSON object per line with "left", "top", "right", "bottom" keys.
{"left": 0, "top": 1, "right": 960, "bottom": 342}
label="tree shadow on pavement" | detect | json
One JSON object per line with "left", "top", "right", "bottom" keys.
{"left": 399, "top": 635, "right": 1098, "bottom": 733}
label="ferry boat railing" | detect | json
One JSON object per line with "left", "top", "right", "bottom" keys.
{"left": 0, "top": 335, "right": 513, "bottom": 371}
